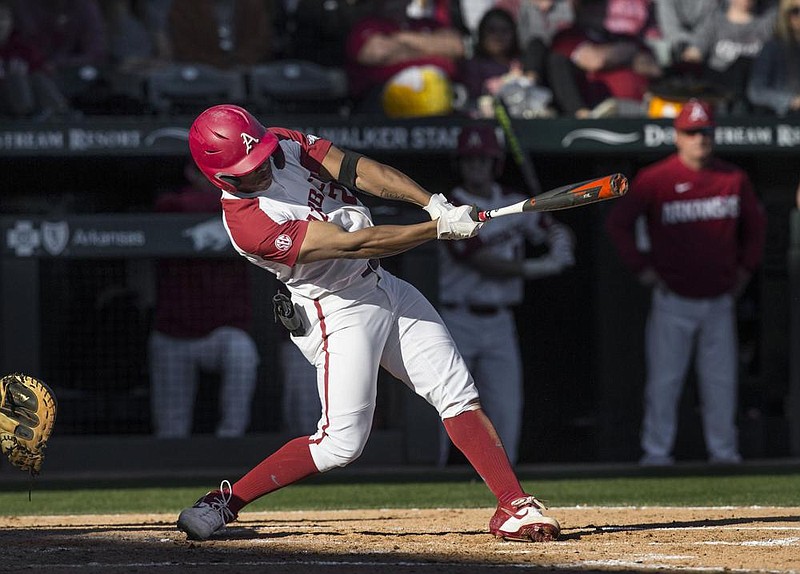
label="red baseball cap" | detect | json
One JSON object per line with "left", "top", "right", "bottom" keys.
{"left": 456, "top": 125, "right": 504, "bottom": 158}
{"left": 674, "top": 99, "right": 715, "bottom": 131}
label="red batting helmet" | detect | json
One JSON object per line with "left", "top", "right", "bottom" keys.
{"left": 189, "top": 104, "right": 279, "bottom": 192}
{"left": 456, "top": 125, "right": 505, "bottom": 174}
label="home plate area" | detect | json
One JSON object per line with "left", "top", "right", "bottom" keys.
{"left": 2, "top": 506, "right": 798, "bottom": 573}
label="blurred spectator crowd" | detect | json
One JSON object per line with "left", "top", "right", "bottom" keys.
{"left": 0, "top": 0, "right": 796, "bottom": 120}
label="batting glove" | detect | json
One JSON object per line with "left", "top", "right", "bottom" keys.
{"left": 437, "top": 205, "right": 482, "bottom": 240}
{"left": 423, "top": 193, "right": 456, "bottom": 220}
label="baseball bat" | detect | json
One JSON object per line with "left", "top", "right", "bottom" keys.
{"left": 493, "top": 96, "right": 542, "bottom": 196}
{"left": 476, "top": 173, "right": 628, "bottom": 222}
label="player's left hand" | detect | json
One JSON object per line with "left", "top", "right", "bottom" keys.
{"left": 423, "top": 193, "right": 457, "bottom": 220}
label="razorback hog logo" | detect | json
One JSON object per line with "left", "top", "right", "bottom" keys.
{"left": 687, "top": 102, "right": 709, "bottom": 123}
{"left": 241, "top": 132, "right": 259, "bottom": 154}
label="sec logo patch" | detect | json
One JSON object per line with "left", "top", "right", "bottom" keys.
{"left": 275, "top": 234, "right": 292, "bottom": 251}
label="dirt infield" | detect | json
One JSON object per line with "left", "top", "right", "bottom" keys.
{"left": 2, "top": 506, "right": 799, "bottom": 573}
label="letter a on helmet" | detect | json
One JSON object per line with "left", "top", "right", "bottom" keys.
{"left": 456, "top": 125, "right": 504, "bottom": 158}
{"left": 455, "top": 125, "right": 505, "bottom": 175}
{"left": 189, "top": 104, "right": 279, "bottom": 192}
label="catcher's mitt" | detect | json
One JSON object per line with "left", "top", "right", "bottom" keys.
{"left": 0, "top": 373, "right": 57, "bottom": 475}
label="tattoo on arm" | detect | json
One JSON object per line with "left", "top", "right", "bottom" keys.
{"left": 379, "top": 188, "right": 406, "bottom": 201}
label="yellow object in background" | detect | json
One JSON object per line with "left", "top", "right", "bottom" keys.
{"left": 647, "top": 94, "right": 686, "bottom": 119}
{"left": 382, "top": 65, "right": 454, "bottom": 119}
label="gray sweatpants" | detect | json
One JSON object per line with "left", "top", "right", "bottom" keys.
{"left": 641, "top": 288, "right": 740, "bottom": 462}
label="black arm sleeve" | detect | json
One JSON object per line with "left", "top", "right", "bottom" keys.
{"left": 338, "top": 149, "right": 364, "bottom": 190}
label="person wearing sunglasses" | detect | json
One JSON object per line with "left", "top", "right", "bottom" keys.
{"left": 605, "top": 99, "right": 767, "bottom": 466}
{"left": 746, "top": 0, "right": 800, "bottom": 116}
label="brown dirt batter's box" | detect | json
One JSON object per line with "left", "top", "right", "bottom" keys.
{"left": 2, "top": 507, "right": 798, "bottom": 573}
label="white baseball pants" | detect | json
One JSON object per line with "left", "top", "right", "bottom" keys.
{"left": 280, "top": 339, "right": 321, "bottom": 435}
{"left": 290, "top": 267, "right": 480, "bottom": 473}
{"left": 641, "top": 288, "right": 740, "bottom": 462}
{"left": 149, "top": 327, "right": 260, "bottom": 438}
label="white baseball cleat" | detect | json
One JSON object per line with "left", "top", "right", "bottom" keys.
{"left": 489, "top": 495, "right": 560, "bottom": 542}
{"left": 177, "top": 479, "right": 237, "bottom": 541}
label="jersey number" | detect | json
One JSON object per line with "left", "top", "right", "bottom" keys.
{"left": 328, "top": 182, "right": 358, "bottom": 205}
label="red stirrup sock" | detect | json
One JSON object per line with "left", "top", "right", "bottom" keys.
{"left": 443, "top": 409, "right": 525, "bottom": 506}
{"left": 229, "top": 437, "right": 319, "bottom": 514}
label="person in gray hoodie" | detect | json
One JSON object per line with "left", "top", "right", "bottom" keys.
{"left": 746, "top": 0, "right": 800, "bottom": 115}
{"left": 655, "top": 0, "right": 721, "bottom": 64}
{"left": 679, "top": 0, "right": 777, "bottom": 111}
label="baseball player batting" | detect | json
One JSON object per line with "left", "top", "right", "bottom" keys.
{"left": 175, "top": 104, "right": 560, "bottom": 543}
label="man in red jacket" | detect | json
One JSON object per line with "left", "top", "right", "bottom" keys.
{"left": 605, "top": 99, "right": 767, "bottom": 466}
{"left": 149, "top": 161, "right": 259, "bottom": 439}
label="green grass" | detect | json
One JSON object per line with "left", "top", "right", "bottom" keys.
{"left": 1, "top": 472, "right": 799, "bottom": 516}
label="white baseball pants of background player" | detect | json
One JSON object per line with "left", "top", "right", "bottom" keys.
{"left": 640, "top": 288, "right": 741, "bottom": 464}
{"left": 438, "top": 307, "right": 523, "bottom": 465}
{"left": 289, "top": 266, "right": 480, "bottom": 472}
{"left": 149, "top": 327, "right": 260, "bottom": 438}
{"left": 280, "top": 339, "right": 321, "bottom": 436}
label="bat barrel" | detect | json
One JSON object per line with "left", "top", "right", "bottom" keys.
{"left": 477, "top": 173, "right": 628, "bottom": 220}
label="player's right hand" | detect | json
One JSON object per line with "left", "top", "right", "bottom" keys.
{"left": 437, "top": 205, "right": 482, "bottom": 240}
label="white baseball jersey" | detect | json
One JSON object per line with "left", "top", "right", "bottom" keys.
{"left": 221, "top": 128, "right": 374, "bottom": 300}
{"left": 439, "top": 183, "right": 574, "bottom": 307}
{"left": 219, "top": 128, "right": 480, "bottom": 472}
